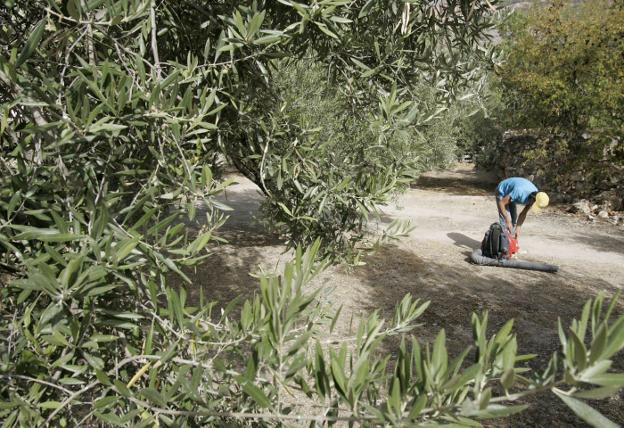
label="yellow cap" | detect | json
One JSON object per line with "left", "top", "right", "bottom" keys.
{"left": 532, "top": 192, "right": 549, "bottom": 211}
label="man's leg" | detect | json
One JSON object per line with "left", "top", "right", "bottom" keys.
{"left": 509, "top": 202, "right": 518, "bottom": 234}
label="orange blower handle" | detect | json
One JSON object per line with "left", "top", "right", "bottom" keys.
{"left": 508, "top": 233, "right": 519, "bottom": 257}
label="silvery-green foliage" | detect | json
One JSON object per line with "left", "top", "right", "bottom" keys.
{"left": 2, "top": 1, "right": 621, "bottom": 426}
{"left": 1, "top": 0, "right": 499, "bottom": 262}
{"left": 1, "top": 243, "right": 623, "bottom": 426}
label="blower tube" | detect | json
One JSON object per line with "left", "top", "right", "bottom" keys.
{"left": 470, "top": 249, "right": 558, "bottom": 273}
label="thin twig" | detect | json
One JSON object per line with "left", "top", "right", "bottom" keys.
{"left": 125, "top": 397, "right": 377, "bottom": 423}
{"left": 150, "top": 0, "right": 162, "bottom": 79}
{"left": 45, "top": 7, "right": 138, "bottom": 26}
{"left": 0, "top": 374, "right": 73, "bottom": 395}
{"left": 259, "top": 138, "right": 273, "bottom": 198}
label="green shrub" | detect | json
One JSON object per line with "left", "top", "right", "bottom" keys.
{"left": 477, "top": 0, "right": 624, "bottom": 200}
{"left": 2, "top": 243, "right": 624, "bottom": 426}
{"left": 2, "top": 1, "right": 622, "bottom": 426}
{"left": 0, "top": 0, "right": 500, "bottom": 268}
{"left": 260, "top": 60, "right": 495, "bottom": 256}
{"left": 501, "top": 0, "right": 624, "bottom": 134}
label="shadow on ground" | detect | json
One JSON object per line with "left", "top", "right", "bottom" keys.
{"left": 181, "top": 245, "right": 270, "bottom": 309}
{"left": 447, "top": 232, "right": 481, "bottom": 251}
{"left": 347, "top": 244, "right": 624, "bottom": 427}
{"left": 412, "top": 170, "right": 497, "bottom": 196}
{"left": 570, "top": 230, "right": 624, "bottom": 255}
{"left": 215, "top": 186, "right": 284, "bottom": 246}
{"left": 180, "top": 184, "right": 288, "bottom": 307}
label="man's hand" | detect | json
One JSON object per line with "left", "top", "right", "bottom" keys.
{"left": 506, "top": 219, "right": 514, "bottom": 235}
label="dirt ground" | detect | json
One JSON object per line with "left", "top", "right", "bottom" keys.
{"left": 190, "top": 164, "right": 624, "bottom": 427}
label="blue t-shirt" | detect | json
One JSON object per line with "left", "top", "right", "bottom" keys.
{"left": 496, "top": 177, "right": 538, "bottom": 205}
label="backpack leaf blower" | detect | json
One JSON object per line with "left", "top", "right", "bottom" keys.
{"left": 470, "top": 223, "right": 558, "bottom": 273}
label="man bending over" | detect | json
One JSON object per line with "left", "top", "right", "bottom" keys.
{"left": 496, "top": 177, "right": 549, "bottom": 239}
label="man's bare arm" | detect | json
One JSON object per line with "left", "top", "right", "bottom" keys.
{"left": 497, "top": 195, "right": 513, "bottom": 233}
{"left": 515, "top": 202, "right": 534, "bottom": 238}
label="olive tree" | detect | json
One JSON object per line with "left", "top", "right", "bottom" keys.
{"left": 1, "top": 1, "right": 623, "bottom": 426}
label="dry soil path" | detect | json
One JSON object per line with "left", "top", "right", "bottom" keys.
{"left": 191, "top": 164, "right": 624, "bottom": 427}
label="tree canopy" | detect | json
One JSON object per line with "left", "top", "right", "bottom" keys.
{"left": 1, "top": 1, "right": 623, "bottom": 427}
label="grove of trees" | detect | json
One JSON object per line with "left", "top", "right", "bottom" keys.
{"left": 1, "top": 0, "right": 623, "bottom": 426}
